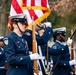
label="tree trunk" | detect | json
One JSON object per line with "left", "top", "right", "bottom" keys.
{"left": 0, "top": 0, "right": 11, "bottom": 36}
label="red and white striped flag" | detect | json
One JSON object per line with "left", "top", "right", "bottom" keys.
{"left": 8, "top": 0, "right": 51, "bottom": 29}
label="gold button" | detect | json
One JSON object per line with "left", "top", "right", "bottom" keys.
{"left": 62, "top": 48, "right": 64, "bottom": 51}
{"left": 16, "top": 66, "right": 18, "bottom": 68}
{"left": 0, "top": 52, "right": 2, "bottom": 54}
{"left": 18, "top": 46, "right": 20, "bottom": 48}
{"left": 49, "top": 32, "right": 50, "bottom": 34}
{"left": 5, "top": 60, "right": 7, "bottom": 62}
{"left": 64, "top": 64, "right": 66, "bottom": 66}
{"left": 20, "top": 58, "right": 23, "bottom": 60}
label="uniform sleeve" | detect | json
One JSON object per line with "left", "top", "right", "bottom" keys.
{"left": 22, "top": 27, "right": 53, "bottom": 51}
{"left": 3, "top": 37, "right": 31, "bottom": 66}
{"left": 36, "top": 27, "right": 53, "bottom": 45}
{"left": 22, "top": 30, "right": 32, "bottom": 45}
{"left": 53, "top": 56, "right": 70, "bottom": 68}
{"left": 51, "top": 44, "right": 70, "bottom": 68}
{"left": 23, "top": 27, "right": 53, "bottom": 45}
{"left": 57, "top": 59, "right": 70, "bottom": 68}
{"left": 22, "top": 30, "right": 32, "bottom": 51}
{"left": 48, "top": 45, "right": 69, "bottom": 55}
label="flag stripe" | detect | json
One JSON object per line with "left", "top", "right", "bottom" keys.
{"left": 31, "top": 0, "right": 35, "bottom": 6}
{"left": 22, "top": 0, "right": 27, "bottom": 6}
{"left": 35, "top": 0, "right": 41, "bottom": 6}
{"left": 41, "top": 0, "right": 47, "bottom": 7}
{"left": 10, "top": 5, "right": 17, "bottom": 16}
{"left": 34, "top": 10, "right": 43, "bottom": 18}
{"left": 8, "top": 0, "right": 51, "bottom": 29}
{"left": 12, "top": 0, "right": 23, "bottom": 13}
{"left": 28, "top": 10, "right": 38, "bottom": 20}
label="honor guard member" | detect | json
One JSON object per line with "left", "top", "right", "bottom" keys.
{"left": 0, "top": 38, "right": 7, "bottom": 75}
{"left": 3, "top": 14, "right": 44, "bottom": 75}
{"left": 23, "top": 23, "right": 70, "bottom": 55}
{"left": 22, "top": 23, "right": 71, "bottom": 75}
{"left": 22, "top": 22, "right": 53, "bottom": 52}
{"left": 51, "top": 27, "right": 76, "bottom": 75}
{"left": 37, "top": 26, "right": 73, "bottom": 75}
{"left": 22, "top": 22, "right": 53, "bottom": 75}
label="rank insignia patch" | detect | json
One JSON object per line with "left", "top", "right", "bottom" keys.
{"left": 53, "top": 46, "right": 57, "bottom": 49}
{"left": 4, "top": 38, "right": 9, "bottom": 45}
{"left": 25, "top": 32, "right": 31, "bottom": 36}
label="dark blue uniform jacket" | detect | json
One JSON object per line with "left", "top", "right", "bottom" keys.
{"left": 0, "top": 47, "right": 7, "bottom": 75}
{"left": 22, "top": 27, "right": 53, "bottom": 51}
{"left": 3, "top": 32, "right": 32, "bottom": 75}
{"left": 0, "top": 48, "right": 6, "bottom": 67}
{"left": 52, "top": 41, "right": 71, "bottom": 75}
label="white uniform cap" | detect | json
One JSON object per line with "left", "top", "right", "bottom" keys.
{"left": 53, "top": 27, "right": 66, "bottom": 32}
{"left": 9, "top": 14, "right": 26, "bottom": 19}
{"left": 9, "top": 14, "right": 26, "bottom": 22}
{"left": 0, "top": 36, "right": 3, "bottom": 39}
{"left": 0, "top": 36, "right": 3, "bottom": 41}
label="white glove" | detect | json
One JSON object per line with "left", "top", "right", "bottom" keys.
{"left": 69, "top": 59, "right": 76, "bottom": 66}
{"left": 34, "top": 71, "right": 42, "bottom": 75}
{"left": 43, "top": 22, "right": 52, "bottom": 28}
{"left": 29, "top": 53, "right": 44, "bottom": 60}
{"left": 34, "top": 73, "right": 37, "bottom": 75}
{"left": 67, "top": 38, "right": 72, "bottom": 46}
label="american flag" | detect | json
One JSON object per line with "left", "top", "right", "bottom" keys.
{"left": 8, "top": 0, "right": 51, "bottom": 29}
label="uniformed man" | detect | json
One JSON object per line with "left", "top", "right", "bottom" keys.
{"left": 3, "top": 14, "right": 44, "bottom": 75}
{"left": 51, "top": 27, "right": 76, "bottom": 75}
{"left": 37, "top": 26, "right": 73, "bottom": 75}
{"left": 22, "top": 21, "right": 53, "bottom": 75}
{"left": 0, "top": 38, "right": 7, "bottom": 75}
{"left": 22, "top": 22, "right": 72, "bottom": 75}
{"left": 22, "top": 22, "right": 53, "bottom": 52}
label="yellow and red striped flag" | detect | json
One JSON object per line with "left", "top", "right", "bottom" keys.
{"left": 8, "top": 0, "right": 51, "bottom": 29}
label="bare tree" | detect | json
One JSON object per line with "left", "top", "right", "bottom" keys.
{"left": 0, "top": 0, "right": 11, "bottom": 36}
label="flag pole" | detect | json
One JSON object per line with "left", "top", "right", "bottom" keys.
{"left": 70, "top": 29, "right": 76, "bottom": 75}
{"left": 32, "top": 16, "right": 39, "bottom": 75}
